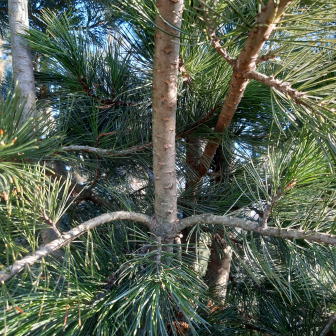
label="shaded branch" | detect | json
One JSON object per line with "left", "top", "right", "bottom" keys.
{"left": 178, "top": 214, "right": 336, "bottom": 245}
{"left": 261, "top": 178, "right": 297, "bottom": 228}
{"left": 0, "top": 211, "right": 151, "bottom": 282}
{"left": 320, "top": 313, "right": 336, "bottom": 336}
{"left": 62, "top": 142, "right": 152, "bottom": 157}
{"left": 45, "top": 169, "right": 115, "bottom": 210}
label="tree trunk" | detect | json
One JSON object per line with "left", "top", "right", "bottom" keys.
{"left": 152, "top": 0, "right": 183, "bottom": 242}
{"left": 8, "top": 0, "right": 36, "bottom": 120}
{"left": 198, "top": 0, "right": 292, "bottom": 178}
{"left": 204, "top": 242, "right": 232, "bottom": 304}
{"left": 0, "top": 38, "right": 4, "bottom": 90}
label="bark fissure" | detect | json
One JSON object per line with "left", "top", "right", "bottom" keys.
{"left": 152, "top": 0, "right": 183, "bottom": 236}
{"left": 198, "top": 0, "right": 292, "bottom": 178}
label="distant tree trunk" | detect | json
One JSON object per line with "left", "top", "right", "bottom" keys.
{"left": 8, "top": 0, "right": 61, "bottom": 251}
{"left": 0, "top": 39, "right": 4, "bottom": 89}
{"left": 152, "top": 0, "right": 183, "bottom": 244}
{"left": 204, "top": 242, "right": 232, "bottom": 304}
{"left": 183, "top": 135, "right": 203, "bottom": 267}
{"left": 205, "top": 142, "right": 234, "bottom": 301}
{"left": 8, "top": 0, "right": 36, "bottom": 120}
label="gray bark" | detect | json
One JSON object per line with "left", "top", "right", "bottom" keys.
{"left": 8, "top": 0, "right": 36, "bottom": 120}
{"left": 0, "top": 211, "right": 151, "bottom": 282}
{"left": 179, "top": 214, "right": 336, "bottom": 245}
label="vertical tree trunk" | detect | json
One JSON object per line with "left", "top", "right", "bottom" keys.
{"left": 205, "top": 143, "right": 234, "bottom": 302}
{"left": 205, "top": 242, "right": 232, "bottom": 304}
{"left": 152, "top": 0, "right": 183, "bottom": 242}
{"left": 8, "top": 0, "right": 36, "bottom": 120}
{"left": 0, "top": 38, "right": 4, "bottom": 90}
{"left": 8, "top": 0, "right": 61, "bottom": 251}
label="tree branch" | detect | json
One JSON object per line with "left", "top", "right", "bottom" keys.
{"left": 198, "top": 0, "right": 293, "bottom": 178}
{"left": 261, "top": 178, "right": 297, "bottom": 228}
{"left": 0, "top": 211, "right": 151, "bottom": 282}
{"left": 62, "top": 142, "right": 152, "bottom": 157}
{"left": 178, "top": 214, "right": 336, "bottom": 245}
{"left": 209, "top": 31, "right": 235, "bottom": 67}
{"left": 245, "top": 70, "right": 306, "bottom": 102}
{"left": 320, "top": 313, "right": 336, "bottom": 336}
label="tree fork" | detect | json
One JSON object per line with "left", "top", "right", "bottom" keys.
{"left": 152, "top": 0, "right": 183, "bottom": 239}
{"left": 198, "top": 0, "right": 292, "bottom": 178}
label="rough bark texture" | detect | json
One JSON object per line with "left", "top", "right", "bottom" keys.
{"left": 205, "top": 243, "right": 232, "bottom": 303}
{"left": 152, "top": 0, "right": 183, "bottom": 240}
{"left": 198, "top": 0, "right": 292, "bottom": 178}
{"left": 0, "top": 211, "right": 151, "bottom": 282}
{"left": 8, "top": 0, "right": 36, "bottom": 120}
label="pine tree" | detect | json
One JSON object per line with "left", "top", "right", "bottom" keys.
{"left": 1, "top": 0, "right": 336, "bottom": 335}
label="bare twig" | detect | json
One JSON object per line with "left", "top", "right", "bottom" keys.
{"left": 174, "top": 234, "right": 183, "bottom": 262}
{"left": 0, "top": 211, "right": 151, "bottom": 282}
{"left": 209, "top": 31, "right": 235, "bottom": 67}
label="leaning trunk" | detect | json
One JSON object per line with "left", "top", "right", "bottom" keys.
{"left": 152, "top": 0, "right": 183, "bottom": 243}
{"left": 8, "top": 0, "right": 36, "bottom": 120}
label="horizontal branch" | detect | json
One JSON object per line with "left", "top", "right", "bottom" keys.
{"left": 245, "top": 70, "right": 307, "bottom": 101}
{"left": 178, "top": 214, "right": 336, "bottom": 245}
{"left": 0, "top": 211, "right": 151, "bottom": 282}
{"left": 62, "top": 142, "right": 152, "bottom": 157}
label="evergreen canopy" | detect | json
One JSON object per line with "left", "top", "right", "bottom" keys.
{"left": 1, "top": 0, "right": 336, "bottom": 335}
